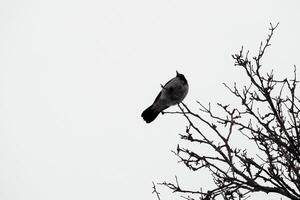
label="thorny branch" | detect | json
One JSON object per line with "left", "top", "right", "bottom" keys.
{"left": 155, "top": 23, "right": 300, "bottom": 200}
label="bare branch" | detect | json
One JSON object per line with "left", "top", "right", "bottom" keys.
{"left": 156, "top": 23, "right": 300, "bottom": 200}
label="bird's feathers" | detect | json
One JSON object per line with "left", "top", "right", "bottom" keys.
{"left": 141, "top": 105, "right": 161, "bottom": 123}
{"left": 141, "top": 71, "right": 189, "bottom": 123}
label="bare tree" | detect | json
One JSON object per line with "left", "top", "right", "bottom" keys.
{"left": 154, "top": 23, "right": 300, "bottom": 200}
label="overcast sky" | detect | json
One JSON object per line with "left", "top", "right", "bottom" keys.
{"left": 1, "top": 0, "right": 300, "bottom": 200}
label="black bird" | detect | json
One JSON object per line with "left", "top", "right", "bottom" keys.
{"left": 141, "top": 71, "right": 189, "bottom": 123}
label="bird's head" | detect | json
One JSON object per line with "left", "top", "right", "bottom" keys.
{"left": 176, "top": 71, "right": 187, "bottom": 83}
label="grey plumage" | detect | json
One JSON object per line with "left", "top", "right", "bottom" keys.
{"left": 141, "top": 71, "right": 189, "bottom": 123}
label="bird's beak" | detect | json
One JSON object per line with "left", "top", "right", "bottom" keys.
{"left": 176, "top": 70, "right": 179, "bottom": 76}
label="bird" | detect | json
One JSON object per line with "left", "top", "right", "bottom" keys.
{"left": 141, "top": 71, "right": 189, "bottom": 123}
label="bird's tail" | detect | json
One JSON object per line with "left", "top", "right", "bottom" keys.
{"left": 141, "top": 105, "right": 160, "bottom": 123}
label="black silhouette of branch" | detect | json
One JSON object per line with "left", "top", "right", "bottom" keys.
{"left": 157, "top": 23, "right": 300, "bottom": 200}
{"left": 152, "top": 181, "right": 162, "bottom": 200}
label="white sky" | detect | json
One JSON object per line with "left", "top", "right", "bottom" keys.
{"left": 0, "top": 0, "right": 300, "bottom": 199}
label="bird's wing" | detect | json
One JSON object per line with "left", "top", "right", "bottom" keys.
{"left": 153, "top": 77, "right": 176, "bottom": 103}
{"left": 153, "top": 91, "right": 162, "bottom": 104}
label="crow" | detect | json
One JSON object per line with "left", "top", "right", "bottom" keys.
{"left": 141, "top": 71, "right": 189, "bottom": 123}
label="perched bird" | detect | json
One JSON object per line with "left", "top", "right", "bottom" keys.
{"left": 141, "top": 71, "right": 189, "bottom": 123}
